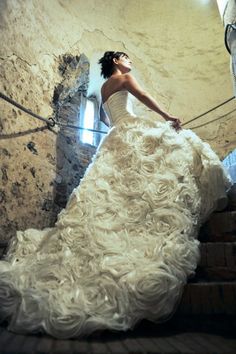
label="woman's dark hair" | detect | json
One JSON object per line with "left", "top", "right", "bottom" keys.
{"left": 98, "top": 51, "right": 128, "bottom": 79}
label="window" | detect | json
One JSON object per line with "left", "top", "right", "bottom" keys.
{"left": 79, "top": 95, "right": 106, "bottom": 147}
{"left": 81, "top": 99, "right": 95, "bottom": 145}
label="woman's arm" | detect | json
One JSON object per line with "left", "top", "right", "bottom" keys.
{"left": 99, "top": 104, "right": 110, "bottom": 127}
{"left": 123, "top": 74, "right": 181, "bottom": 130}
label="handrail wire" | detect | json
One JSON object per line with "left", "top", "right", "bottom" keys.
{"left": 0, "top": 91, "right": 234, "bottom": 131}
{"left": 0, "top": 92, "right": 107, "bottom": 134}
{"left": 0, "top": 91, "right": 55, "bottom": 126}
{"left": 182, "top": 96, "right": 235, "bottom": 126}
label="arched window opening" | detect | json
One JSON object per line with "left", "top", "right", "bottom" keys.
{"left": 79, "top": 95, "right": 107, "bottom": 147}
{"left": 81, "top": 99, "right": 95, "bottom": 145}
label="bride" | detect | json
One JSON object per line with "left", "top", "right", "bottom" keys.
{"left": 0, "top": 51, "right": 231, "bottom": 339}
{"left": 99, "top": 51, "right": 181, "bottom": 130}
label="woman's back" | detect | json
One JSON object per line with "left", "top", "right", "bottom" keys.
{"left": 101, "top": 74, "right": 126, "bottom": 103}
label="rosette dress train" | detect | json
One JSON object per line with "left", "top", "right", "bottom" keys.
{"left": 0, "top": 90, "right": 231, "bottom": 338}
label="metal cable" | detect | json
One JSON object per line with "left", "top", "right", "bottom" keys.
{"left": 182, "top": 96, "right": 235, "bottom": 127}
{"left": 0, "top": 91, "right": 234, "bottom": 132}
{"left": 0, "top": 92, "right": 107, "bottom": 134}
{"left": 0, "top": 91, "right": 55, "bottom": 127}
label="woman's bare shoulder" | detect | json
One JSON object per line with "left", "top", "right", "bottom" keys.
{"left": 101, "top": 76, "right": 127, "bottom": 102}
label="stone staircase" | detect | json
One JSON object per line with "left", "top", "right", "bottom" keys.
{"left": 172, "top": 199, "right": 236, "bottom": 331}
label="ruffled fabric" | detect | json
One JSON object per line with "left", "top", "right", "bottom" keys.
{"left": 0, "top": 91, "right": 231, "bottom": 338}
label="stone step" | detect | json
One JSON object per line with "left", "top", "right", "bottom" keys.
{"left": 199, "top": 211, "right": 236, "bottom": 242}
{"left": 199, "top": 232, "right": 236, "bottom": 243}
{"left": 227, "top": 184, "right": 236, "bottom": 211}
{"left": 194, "top": 266, "right": 236, "bottom": 281}
{"left": 192, "top": 242, "right": 236, "bottom": 282}
{"left": 199, "top": 242, "right": 236, "bottom": 268}
{"left": 177, "top": 281, "right": 236, "bottom": 316}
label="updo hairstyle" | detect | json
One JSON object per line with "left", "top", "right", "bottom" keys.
{"left": 98, "top": 51, "right": 128, "bottom": 79}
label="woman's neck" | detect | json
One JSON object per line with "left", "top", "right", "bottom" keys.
{"left": 111, "top": 69, "right": 124, "bottom": 76}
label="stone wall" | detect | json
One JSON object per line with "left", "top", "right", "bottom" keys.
{"left": 0, "top": 50, "right": 96, "bottom": 241}
{"left": 0, "top": 0, "right": 235, "bottom": 241}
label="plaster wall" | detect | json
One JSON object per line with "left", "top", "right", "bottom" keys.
{"left": 0, "top": 0, "right": 235, "bottom": 240}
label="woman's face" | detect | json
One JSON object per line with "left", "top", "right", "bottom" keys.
{"left": 114, "top": 54, "right": 132, "bottom": 73}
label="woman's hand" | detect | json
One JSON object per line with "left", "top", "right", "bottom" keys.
{"left": 165, "top": 115, "right": 182, "bottom": 131}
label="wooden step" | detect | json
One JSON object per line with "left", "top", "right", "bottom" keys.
{"left": 177, "top": 281, "right": 236, "bottom": 316}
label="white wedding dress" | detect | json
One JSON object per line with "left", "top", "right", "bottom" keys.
{"left": 0, "top": 90, "right": 231, "bottom": 338}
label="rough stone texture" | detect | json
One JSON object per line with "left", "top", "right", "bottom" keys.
{"left": 52, "top": 53, "right": 96, "bottom": 208}
{"left": 0, "top": 0, "right": 235, "bottom": 240}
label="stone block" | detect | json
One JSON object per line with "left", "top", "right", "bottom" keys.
{"left": 206, "top": 242, "right": 226, "bottom": 267}
{"left": 199, "top": 242, "right": 236, "bottom": 267}
{"left": 178, "top": 282, "right": 236, "bottom": 316}
{"left": 196, "top": 266, "right": 236, "bottom": 281}
{"left": 203, "top": 211, "right": 236, "bottom": 241}
{"left": 225, "top": 243, "right": 236, "bottom": 267}
{"left": 199, "top": 243, "right": 207, "bottom": 267}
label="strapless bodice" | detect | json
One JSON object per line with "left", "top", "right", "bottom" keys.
{"left": 103, "top": 90, "right": 136, "bottom": 126}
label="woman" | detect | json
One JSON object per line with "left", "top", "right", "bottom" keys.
{"left": 0, "top": 51, "right": 231, "bottom": 339}
{"left": 99, "top": 51, "right": 181, "bottom": 131}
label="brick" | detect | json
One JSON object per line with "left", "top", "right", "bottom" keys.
{"left": 223, "top": 283, "right": 236, "bottom": 315}
{"left": 151, "top": 337, "right": 177, "bottom": 353}
{"left": 177, "top": 284, "right": 191, "bottom": 315}
{"left": 225, "top": 243, "right": 236, "bottom": 267}
{"left": 90, "top": 340, "right": 110, "bottom": 354}
{"left": 195, "top": 266, "right": 236, "bottom": 281}
{"left": 136, "top": 337, "right": 160, "bottom": 353}
{"left": 19, "top": 335, "right": 42, "bottom": 354}
{"left": 204, "top": 333, "right": 236, "bottom": 353}
{"left": 205, "top": 211, "right": 236, "bottom": 237}
{"left": 205, "top": 242, "right": 226, "bottom": 267}
{"left": 178, "top": 282, "right": 236, "bottom": 316}
{"left": 0, "top": 331, "right": 27, "bottom": 354}
{"left": 106, "top": 339, "right": 130, "bottom": 353}
{"left": 122, "top": 337, "right": 147, "bottom": 353}
{"left": 210, "top": 283, "right": 226, "bottom": 315}
{"left": 36, "top": 336, "right": 54, "bottom": 353}
{"left": 189, "top": 283, "right": 204, "bottom": 315}
{"left": 198, "top": 243, "right": 207, "bottom": 267}
{"left": 0, "top": 329, "right": 17, "bottom": 350}
{"left": 71, "top": 340, "right": 88, "bottom": 353}
{"left": 202, "top": 233, "right": 236, "bottom": 242}
{"left": 193, "top": 333, "right": 230, "bottom": 353}
{"left": 198, "top": 242, "right": 236, "bottom": 268}
{"left": 200, "top": 282, "right": 214, "bottom": 315}
{"left": 175, "top": 332, "right": 208, "bottom": 352}
{"left": 164, "top": 334, "right": 196, "bottom": 353}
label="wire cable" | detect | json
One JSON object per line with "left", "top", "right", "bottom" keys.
{"left": 182, "top": 96, "right": 235, "bottom": 127}
{"left": 0, "top": 91, "right": 234, "bottom": 132}
{"left": 0, "top": 92, "right": 107, "bottom": 134}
